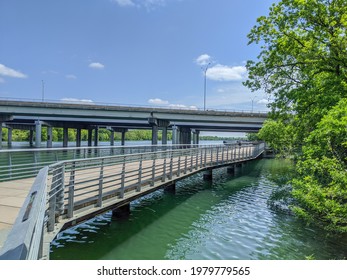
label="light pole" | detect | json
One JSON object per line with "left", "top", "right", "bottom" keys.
{"left": 251, "top": 95, "right": 257, "bottom": 113}
{"left": 202, "top": 62, "right": 211, "bottom": 111}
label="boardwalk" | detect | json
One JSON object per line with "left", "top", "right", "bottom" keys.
{"left": 0, "top": 143, "right": 265, "bottom": 259}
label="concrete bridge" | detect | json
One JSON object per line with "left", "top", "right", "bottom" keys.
{"left": 0, "top": 100, "right": 267, "bottom": 148}
{"left": 0, "top": 142, "right": 265, "bottom": 260}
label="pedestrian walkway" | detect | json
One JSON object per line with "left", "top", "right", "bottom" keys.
{"left": 0, "top": 178, "right": 34, "bottom": 249}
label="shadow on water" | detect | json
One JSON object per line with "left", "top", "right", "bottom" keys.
{"left": 50, "top": 159, "right": 347, "bottom": 260}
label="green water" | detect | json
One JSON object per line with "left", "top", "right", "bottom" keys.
{"left": 50, "top": 159, "right": 347, "bottom": 260}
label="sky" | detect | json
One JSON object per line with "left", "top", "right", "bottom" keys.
{"left": 0, "top": 0, "right": 275, "bottom": 113}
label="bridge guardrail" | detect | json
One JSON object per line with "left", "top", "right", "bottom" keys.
{"left": 0, "top": 142, "right": 265, "bottom": 260}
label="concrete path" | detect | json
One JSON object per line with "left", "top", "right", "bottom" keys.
{"left": 0, "top": 178, "right": 34, "bottom": 249}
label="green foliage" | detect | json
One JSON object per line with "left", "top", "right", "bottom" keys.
{"left": 245, "top": 0, "right": 347, "bottom": 233}
{"left": 257, "top": 119, "right": 296, "bottom": 157}
{"left": 292, "top": 99, "right": 347, "bottom": 233}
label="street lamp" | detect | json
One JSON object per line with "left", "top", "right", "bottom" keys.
{"left": 251, "top": 95, "right": 257, "bottom": 113}
{"left": 202, "top": 62, "right": 211, "bottom": 111}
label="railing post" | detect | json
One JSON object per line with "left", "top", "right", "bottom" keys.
{"left": 169, "top": 152, "right": 173, "bottom": 179}
{"left": 195, "top": 148, "right": 198, "bottom": 170}
{"left": 177, "top": 156, "right": 181, "bottom": 176}
{"left": 184, "top": 155, "right": 188, "bottom": 174}
{"left": 190, "top": 150, "right": 193, "bottom": 172}
{"left": 151, "top": 158, "right": 156, "bottom": 186}
{"left": 48, "top": 164, "right": 64, "bottom": 232}
{"left": 162, "top": 156, "right": 167, "bottom": 182}
{"left": 56, "top": 164, "right": 65, "bottom": 219}
{"left": 119, "top": 157, "right": 126, "bottom": 198}
{"left": 204, "top": 147, "right": 207, "bottom": 168}
{"left": 67, "top": 162, "right": 76, "bottom": 218}
{"left": 137, "top": 155, "right": 142, "bottom": 192}
{"left": 97, "top": 159, "right": 104, "bottom": 207}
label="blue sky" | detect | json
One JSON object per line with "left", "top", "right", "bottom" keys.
{"left": 0, "top": 0, "right": 275, "bottom": 112}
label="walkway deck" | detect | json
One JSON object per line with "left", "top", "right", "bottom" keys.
{"left": 0, "top": 178, "right": 34, "bottom": 249}
{"left": 0, "top": 143, "right": 265, "bottom": 258}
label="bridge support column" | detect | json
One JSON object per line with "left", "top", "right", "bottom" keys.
{"left": 151, "top": 124, "right": 158, "bottom": 145}
{"left": 0, "top": 124, "right": 2, "bottom": 149}
{"left": 87, "top": 128, "right": 93, "bottom": 147}
{"left": 227, "top": 164, "right": 235, "bottom": 176}
{"left": 121, "top": 130, "right": 126, "bottom": 146}
{"left": 94, "top": 127, "right": 99, "bottom": 146}
{"left": 47, "top": 126, "right": 53, "bottom": 148}
{"left": 192, "top": 129, "right": 200, "bottom": 145}
{"left": 63, "top": 127, "right": 69, "bottom": 147}
{"left": 35, "top": 120, "right": 42, "bottom": 148}
{"left": 112, "top": 204, "right": 130, "bottom": 219}
{"left": 162, "top": 126, "right": 168, "bottom": 145}
{"left": 203, "top": 169, "right": 213, "bottom": 181}
{"left": 164, "top": 183, "right": 176, "bottom": 194}
{"left": 76, "top": 128, "right": 81, "bottom": 147}
{"left": 180, "top": 127, "right": 191, "bottom": 145}
{"left": 7, "top": 127, "right": 12, "bottom": 148}
{"left": 172, "top": 125, "right": 178, "bottom": 145}
{"left": 110, "top": 129, "right": 115, "bottom": 146}
{"left": 29, "top": 129, "right": 34, "bottom": 147}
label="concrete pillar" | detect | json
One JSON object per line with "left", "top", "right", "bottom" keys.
{"left": 110, "top": 130, "right": 115, "bottom": 146}
{"left": 35, "top": 120, "right": 42, "bottom": 148}
{"left": 227, "top": 164, "right": 235, "bottom": 175}
{"left": 88, "top": 128, "right": 93, "bottom": 147}
{"left": 151, "top": 125, "right": 158, "bottom": 145}
{"left": 0, "top": 124, "right": 2, "bottom": 149}
{"left": 112, "top": 204, "right": 130, "bottom": 219}
{"left": 63, "top": 127, "right": 69, "bottom": 147}
{"left": 196, "top": 130, "right": 200, "bottom": 145}
{"left": 180, "top": 127, "right": 191, "bottom": 145}
{"left": 76, "top": 128, "right": 81, "bottom": 147}
{"left": 47, "top": 126, "right": 53, "bottom": 148}
{"left": 94, "top": 127, "right": 99, "bottom": 146}
{"left": 172, "top": 125, "right": 178, "bottom": 145}
{"left": 203, "top": 169, "right": 213, "bottom": 181}
{"left": 162, "top": 126, "right": 168, "bottom": 145}
{"left": 29, "top": 129, "right": 34, "bottom": 147}
{"left": 7, "top": 127, "right": 12, "bottom": 147}
{"left": 164, "top": 183, "right": 176, "bottom": 194}
{"left": 121, "top": 130, "right": 126, "bottom": 146}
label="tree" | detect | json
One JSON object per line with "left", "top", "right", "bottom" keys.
{"left": 245, "top": 0, "right": 347, "bottom": 233}
{"left": 245, "top": 0, "right": 347, "bottom": 147}
{"left": 292, "top": 99, "right": 347, "bottom": 233}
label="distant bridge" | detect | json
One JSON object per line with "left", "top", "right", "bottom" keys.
{"left": 0, "top": 100, "right": 268, "bottom": 148}
{"left": 0, "top": 142, "right": 265, "bottom": 260}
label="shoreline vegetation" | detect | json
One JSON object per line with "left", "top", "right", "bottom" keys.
{"left": 245, "top": 0, "right": 347, "bottom": 234}
{"left": 0, "top": 128, "right": 245, "bottom": 143}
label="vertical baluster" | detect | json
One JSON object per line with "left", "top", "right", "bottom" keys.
{"left": 97, "top": 159, "right": 104, "bottom": 207}
{"left": 137, "top": 155, "right": 142, "bottom": 192}
{"left": 177, "top": 156, "right": 181, "bottom": 176}
{"left": 185, "top": 155, "right": 188, "bottom": 174}
{"left": 162, "top": 156, "right": 167, "bottom": 182}
{"left": 119, "top": 157, "right": 126, "bottom": 198}
{"left": 67, "top": 162, "right": 76, "bottom": 217}
{"left": 169, "top": 152, "right": 173, "bottom": 179}
{"left": 151, "top": 157, "right": 156, "bottom": 186}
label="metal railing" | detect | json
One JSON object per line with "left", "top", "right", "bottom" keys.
{"left": 0, "top": 142, "right": 265, "bottom": 260}
{"left": 0, "top": 144, "right": 201, "bottom": 182}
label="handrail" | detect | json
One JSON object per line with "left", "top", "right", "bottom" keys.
{"left": 0, "top": 142, "right": 265, "bottom": 260}
{"left": 0, "top": 144, "right": 207, "bottom": 182}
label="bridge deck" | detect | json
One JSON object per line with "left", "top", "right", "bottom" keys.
{"left": 0, "top": 178, "right": 34, "bottom": 249}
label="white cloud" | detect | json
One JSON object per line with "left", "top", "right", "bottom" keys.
{"left": 112, "top": 0, "right": 166, "bottom": 9}
{"left": 148, "top": 98, "right": 169, "bottom": 105}
{"left": 147, "top": 98, "right": 197, "bottom": 110}
{"left": 0, "top": 64, "right": 27, "bottom": 78}
{"left": 61, "top": 98, "right": 94, "bottom": 104}
{"left": 169, "top": 104, "right": 198, "bottom": 110}
{"left": 195, "top": 54, "right": 212, "bottom": 66}
{"left": 112, "top": 0, "right": 135, "bottom": 7}
{"left": 257, "top": 98, "right": 269, "bottom": 104}
{"left": 66, "top": 74, "right": 77, "bottom": 80}
{"left": 207, "top": 64, "right": 247, "bottom": 81}
{"left": 89, "top": 62, "right": 105, "bottom": 69}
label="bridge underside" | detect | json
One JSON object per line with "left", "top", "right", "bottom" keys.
{"left": 0, "top": 100, "right": 267, "bottom": 148}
